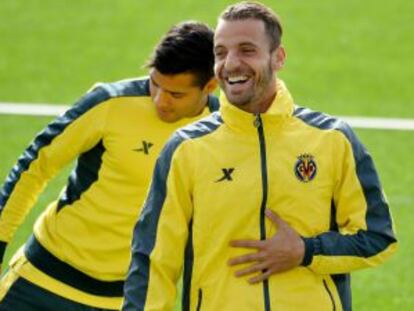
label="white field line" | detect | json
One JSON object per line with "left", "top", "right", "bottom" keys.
{"left": 1, "top": 102, "right": 414, "bottom": 131}
{"left": 0, "top": 102, "right": 67, "bottom": 116}
{"left": 339, "top": 116, "right": 414, "bottom": 131}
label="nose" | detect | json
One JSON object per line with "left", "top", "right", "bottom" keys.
{"left": 224, "top": 51, "right": 241, "bottom": 72}
{"left": 153, "top": 89, "right": 170, "bottom": 107}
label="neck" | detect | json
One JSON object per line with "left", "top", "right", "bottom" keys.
{"left": 248, "top": 92, "right": 276, "bottom": 114}
{"left": 243, "top": 81, "right": 277, "bottom": 114}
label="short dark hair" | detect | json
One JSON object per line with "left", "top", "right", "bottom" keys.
{"left": 147, "top": 21, "right": 214, "bottom": 87}
{"left": 219, "top": 1, "right": 283, "bottom": 51}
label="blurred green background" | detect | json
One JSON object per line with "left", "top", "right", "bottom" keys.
{"left": 0, "top": 0, "right": 413, "bottom": 310}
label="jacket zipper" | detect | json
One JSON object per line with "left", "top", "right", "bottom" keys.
{"left": 255, "top": 114, "right": 271, "bottom": 311}
{"left": 196, "top": 288, "right": 203, "bottom": 311}
{"left": 322, "top": 279, "right": 336, "bottom": 311}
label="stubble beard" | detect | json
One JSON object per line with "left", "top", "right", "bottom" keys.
{"left": 221, "top": 60, "right": 274, "bottom": 110}
{"left": 220, "top": 81, "right": 255, "bottom": 108}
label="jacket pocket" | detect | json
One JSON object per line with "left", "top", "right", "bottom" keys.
{"left": 322, "top": 279, "right": 336, "bottom": 311}
{"left": 196, "top": 288, "right": 203, "bottom": 311}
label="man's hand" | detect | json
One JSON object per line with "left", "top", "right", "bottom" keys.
{"left": 228, "top": 209, "right": 305, "bottom": 284}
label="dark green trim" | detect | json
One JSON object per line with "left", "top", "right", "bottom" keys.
{"left": 98, "top": 77, "right": 150, "bottom": 97}
{"left": 255, "top": 114, "right": 271, "bottom": 311}
{"left": 207, "top": 95, "right": 219, "bottom": 113}
{"left": 323, "top": 279, "right": 336, "bottom": 311}
{"left": 0, "top": 241, "right": 7, "bottom": 263}
{"left": 331, "top": 274, "right": 350, "bottom": 311}
{"left": 24, "top": 235, "right": 124, "bottom": 297}
{"left": 329, "top": 201, "right": 351, "bottom": 311}
{"left": 196, "top": 288, "right": 203, "bottom": 311}
{"left": 182, "top": 220, "right": 194, "bottom": 311}
{"left": 0, "top": 277, "right": 119, "bottom": 310}
{"left": 57, "top": 140, "right": 105, "bottom": 211}
{"left": 301, "top": 237, "right": 314, "bottom": 266}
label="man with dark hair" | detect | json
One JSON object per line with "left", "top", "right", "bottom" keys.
{"left": 123, "top": 2, "right": 397, "bottom": 311}
{"left": 147, "top": 22, "right": 215, "bottom": 89}
{"left": 0, "top": 21, "right": 217, "bottom": 311}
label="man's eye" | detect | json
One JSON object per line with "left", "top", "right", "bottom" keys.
{"left": 242, "top": 49, "right": 255, "bottom": 55}
{"left": 171, "top": 93, "right": 185, "bottom": 99}
{"left": 214, "top": 50, "right": 226, "bottom": 58}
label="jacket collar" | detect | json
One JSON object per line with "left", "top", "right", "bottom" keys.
{"left": 219, "top": 79, "right": 294, "bottom": 134}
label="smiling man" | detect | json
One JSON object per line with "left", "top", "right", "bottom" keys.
{"left": 0, "top": 21, "right": 217, "bottom": 311}
{"left": 123, "top": 2, "right": 397, "bottom": 311}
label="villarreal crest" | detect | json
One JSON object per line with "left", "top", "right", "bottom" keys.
{"left": 294, "top": 153, "right": 317, "bottom": 183}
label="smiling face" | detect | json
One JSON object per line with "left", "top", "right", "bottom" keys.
{"left": 150, "top": 69, "right": 215, "bottom": 123}
{"left": 214, "top": 18, "right": 285, "bottom": 113}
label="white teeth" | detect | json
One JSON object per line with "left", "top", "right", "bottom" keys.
{"left": 227, "top": 75, "right": 248, "bottom": 84}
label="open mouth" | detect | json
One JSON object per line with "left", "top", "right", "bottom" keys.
{"left": 226, "top": 75, "right": 249, "bottom": 85}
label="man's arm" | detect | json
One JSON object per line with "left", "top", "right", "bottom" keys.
{"left": 123, "top": 133, "right": 193, "bottom": 311}
{"left": 301, "top": 129, "right": 397, "bottom": 274}
{"left": 0, "top": 87, "right": 110, "bottom": 264}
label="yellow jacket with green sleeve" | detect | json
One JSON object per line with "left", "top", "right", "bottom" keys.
{"left": 123, "top": 80, "right": 397, "bottom": 311}
{"left": 0, "top": 77, "right": 219, "bottom": 309}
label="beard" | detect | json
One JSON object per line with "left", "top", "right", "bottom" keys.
{"left": 220, "top": 59, "right": 274, "bottom": 109}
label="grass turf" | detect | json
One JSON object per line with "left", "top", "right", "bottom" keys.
{"left": 0, "top": 0, "right": 413, "bottom": 310}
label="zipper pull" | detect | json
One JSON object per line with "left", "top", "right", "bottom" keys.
{"left": 254, "top": 113, "right": 262, "bottom": 128}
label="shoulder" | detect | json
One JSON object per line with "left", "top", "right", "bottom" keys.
{"left": 293, "top": 106, "right": 348, "bottom": 131}
{"left": 176, "top": 112, "right": 223, "bottom": 141}
{"left": 293, "top": 105, "right": 366, "bottom": 158}
{"left": 293, "top": 105, "right": 357, "bottom": 139}
{"left": 64, "top": 77, "right": 150, "bottom": 119}
{"left": 159, "top": 112, "right": 224, "bottom": 161}
{"left": 93, "top": 76, "right": 150, "bottom": 98}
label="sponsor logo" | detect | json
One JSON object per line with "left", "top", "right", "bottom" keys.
{"left": 215, "top": 168, "right": 235, "bottom": 182}
{"left": 133, "top": 140, "right": 153, "bottom": 155}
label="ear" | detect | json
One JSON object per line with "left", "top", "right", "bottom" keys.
{"left": 203, "top": 77, "right": 218, "bottom": 94}
{"left": 272, "top": 46, "right": 286, "bottom": 71}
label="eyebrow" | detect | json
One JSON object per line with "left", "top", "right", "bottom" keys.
{"left": 214, "top": 41, "right": 258, "bottom": 50}
{"left": 239, "top": 42, "right": 258, "bottom": 48}
{"left": 150, "top": 76, "right": 186, "bottom": 95}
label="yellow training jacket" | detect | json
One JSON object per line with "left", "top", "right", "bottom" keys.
{"left": 0, "top": 77, "right": 219, "bottom": 309}
{"left": 123, "top": 80, "right": 397, "bottom": 311}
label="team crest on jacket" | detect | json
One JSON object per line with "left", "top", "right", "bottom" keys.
{"left": 294, "top": 154, "right": 317, "bottom": 183}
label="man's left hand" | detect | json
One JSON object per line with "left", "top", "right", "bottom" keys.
{"left": 228, "top": 208, "right": 305, "bottom": 284}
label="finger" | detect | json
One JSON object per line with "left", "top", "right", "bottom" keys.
{"left": 228, "top": 252, "right": 265, "bottom": 266}
{"left": 234, "top": 262, "right": 269, "bottom": 277}
{"left": 265, "top": 209, "right": 287, "bottom": 228}
{"left": 248, "top": 270, "right": 272, "bottom": 284}
{"left": 230, "top": 239, "right": 264, "bottom": 249}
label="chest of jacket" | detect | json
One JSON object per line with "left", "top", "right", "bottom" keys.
{"left": 183, "top": 116, "right": 345, "bottom": 311}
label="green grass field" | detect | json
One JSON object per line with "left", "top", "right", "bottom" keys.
{"left": 1, "top": 0, "right": 413, "bottom": 310}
